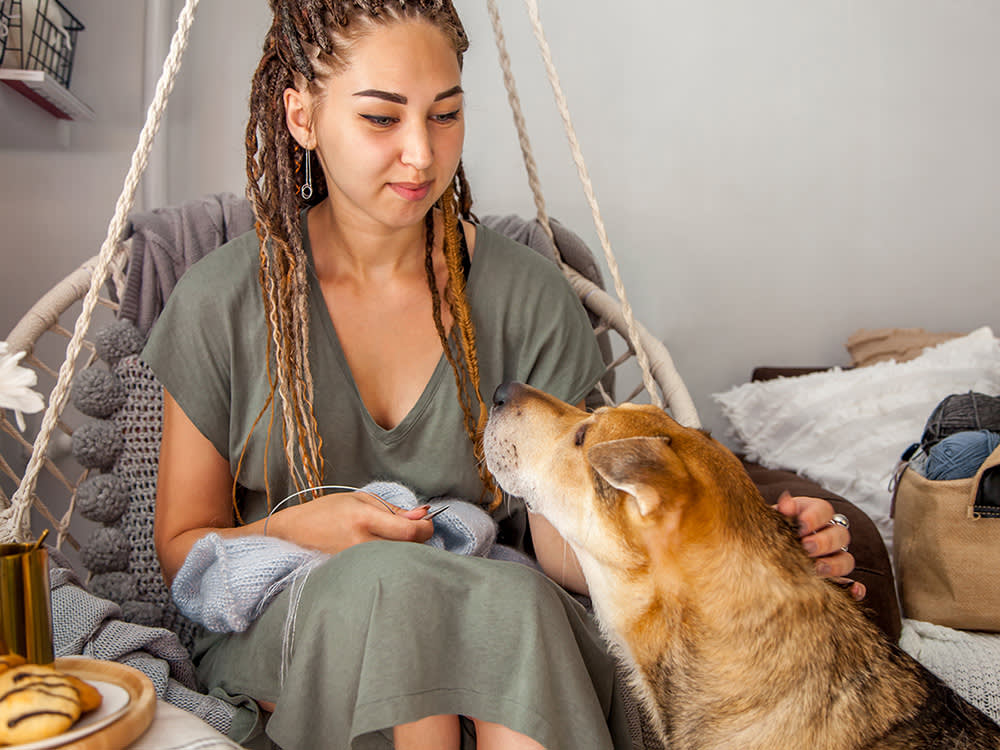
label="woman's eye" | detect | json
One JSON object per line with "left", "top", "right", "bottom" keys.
{"left": 574, "top": 424, "right": 588, "bottom": 447}
{"left": 431, "top": 110, "right": 461, "bottom": 124}
{"left": 361, "top": 115, "right": 397, "bottom": 127}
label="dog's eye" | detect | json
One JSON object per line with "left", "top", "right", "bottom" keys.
{"left": 574, "top": 424, "right": 588, "bottom": 446}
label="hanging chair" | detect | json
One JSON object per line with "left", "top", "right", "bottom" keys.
{"left": 0, "top": 1, "right": 698, "bottom": 747}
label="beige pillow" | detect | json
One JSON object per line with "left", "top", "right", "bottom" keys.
{"left": 846, "top": 327, "right": 964, "bottom": 367}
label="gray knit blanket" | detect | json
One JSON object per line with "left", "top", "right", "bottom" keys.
{"left": 48, "top": 548, "right": 238, "bottom": 735}
{"left": 120, "top": 193, "right": 255, "bottom": 335}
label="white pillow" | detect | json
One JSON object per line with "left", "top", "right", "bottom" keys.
{"left": 713, "top": 327, "right": 1000, "bottom": 555}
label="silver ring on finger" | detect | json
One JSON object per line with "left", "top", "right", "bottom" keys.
{"left": 828, "top": 513, "right": 850, "bottom": 531}
{"left": 840, "top": 545, "right": 850, "bottom": 553}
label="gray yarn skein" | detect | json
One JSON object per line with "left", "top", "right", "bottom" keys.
{"left": 921, "top": 392, "right": 1000, "bottom": 448}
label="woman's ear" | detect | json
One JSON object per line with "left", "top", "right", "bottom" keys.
{"left": 283, "top": 87, "right": 315, "bottom": 150}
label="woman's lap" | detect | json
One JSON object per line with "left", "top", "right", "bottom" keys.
{"left": 194, "top": 541, "right": 630, "bottom": 749}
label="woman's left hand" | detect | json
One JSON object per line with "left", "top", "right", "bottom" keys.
{"left": 776, "top": 492, "right": 866, "bottom": 601}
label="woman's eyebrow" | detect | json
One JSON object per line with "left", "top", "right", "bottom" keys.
{"left": 434, "top": 85, "right": 463, "bottom": 102}
{"left": 352, "top": 85, "right": 463, "bottom": 105}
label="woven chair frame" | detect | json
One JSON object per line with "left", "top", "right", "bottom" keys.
{"left": 1, "top": 249, "right": 127, "bottom": 551}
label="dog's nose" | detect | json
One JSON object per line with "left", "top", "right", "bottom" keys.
{"left": 492, "top": 381, "right": 523, "bottom": 408}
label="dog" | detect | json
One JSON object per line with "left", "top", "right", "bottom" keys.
{"left": 483, "top": 382, "right": 1000, "bottom": 750}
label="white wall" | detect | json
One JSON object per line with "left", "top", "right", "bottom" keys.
{"left": 0, "top": 1, "right": 147, "bottom": 333}
{"left": 3, "top": 1, "right": 999, "bottom": 444}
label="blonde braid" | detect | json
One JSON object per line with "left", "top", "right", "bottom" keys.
{"left": 434, "top": 181, "right": 500, "bottom": 506}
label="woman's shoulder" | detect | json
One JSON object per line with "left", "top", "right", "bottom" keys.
{"left": 154, "top": 230, "right": 261, "bottom": 328}
{"left": 471, "top": 222, "right": 571, "bottom": 287}
{"left": 173, "top": 228, "right": 261, "bottom": 298}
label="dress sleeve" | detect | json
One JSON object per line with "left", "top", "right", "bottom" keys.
{"left": 517, "top": 275, "right": 605, "bottom": 407}
{"left": 478, "top": 229, "right": 605, "bottom": 407}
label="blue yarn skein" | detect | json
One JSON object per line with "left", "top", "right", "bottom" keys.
{"left": 926, "top": 430, "right": 1000, "bottom": 481}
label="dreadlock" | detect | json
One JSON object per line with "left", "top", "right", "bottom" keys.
{"left": 243, "top": 0, "right": 499, "bottom": 516}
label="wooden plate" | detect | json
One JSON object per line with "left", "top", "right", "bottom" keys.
{"left": 4, "top": 657, "right": 156, "bottom": 750}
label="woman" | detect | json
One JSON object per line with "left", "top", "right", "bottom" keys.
{"left": 145, "top": 1, "right": 855, "bottom": 748}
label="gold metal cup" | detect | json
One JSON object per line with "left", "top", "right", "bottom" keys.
{"left": 0, "top": 542, "right": 54, "bottom": 664}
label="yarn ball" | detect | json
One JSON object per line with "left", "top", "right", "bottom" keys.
{"left": 72, "top": 419, "right": 123, "bottom": 470}
{"left": 71, "top": 367, "right": 125, "bottom": 418}
{"left": 95, "top": 320, "right": 145, "bottom": 366}
{"left": 76, "top": 473, "right": 130, "bottom": 523}
{"left": 89, "top": 571, "right": 138, "bottom": 603}
{"left": 80, "top": 526, "right": 131, "bottom": 574}
{"left": 121, "top": 600, "right": 163, "bottom": 628}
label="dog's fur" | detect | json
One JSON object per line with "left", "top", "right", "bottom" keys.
{"left": 483, "top": 383, "right": 1000, "bottom": 750}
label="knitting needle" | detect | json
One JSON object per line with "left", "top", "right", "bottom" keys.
{"left": 422, "top": 505, "right": 449, "bottom": 522}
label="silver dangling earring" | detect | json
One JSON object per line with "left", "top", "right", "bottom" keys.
{"left": 301, "top": 149, "right": 314, "bottom": 201}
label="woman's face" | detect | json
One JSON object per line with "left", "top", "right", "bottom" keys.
{"left": 286, "top": 19, "right": 465, "bottom": 233}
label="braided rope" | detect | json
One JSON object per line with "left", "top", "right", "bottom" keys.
{"left": 1, "top": 0, "right": 203, "bottom": 543}
{"left": 489, "top": 0, "right": 663, "bottom": 408}
{"left": 483, "top": 0, "right": 558, "bottom": 256}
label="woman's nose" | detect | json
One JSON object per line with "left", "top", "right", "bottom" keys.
{"left": 401, "top": 122, "right": 433, "bottom": 170}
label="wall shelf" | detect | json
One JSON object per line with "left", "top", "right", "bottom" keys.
{"left": 0, "top": 68, "right": 93, "bottom": 120}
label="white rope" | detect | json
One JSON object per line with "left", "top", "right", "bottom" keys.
{"left": 484, "top": 0, "right": 663, "bottom": 407}
{"left": 1, "top": 0, "right": 202, "bottom": 543}
{"left": 517, "top": 0, "right": 662, "bottom": 408}
{"left": 483, "top": 0, "right": 558, "bottom": 256}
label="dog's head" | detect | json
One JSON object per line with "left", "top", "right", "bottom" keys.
{"left": 483, "top": 382, "right": 764, "bottom": 572}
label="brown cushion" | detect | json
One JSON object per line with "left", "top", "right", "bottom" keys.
{"left": 846, "top": 327, "right": 963, "bottom": 367}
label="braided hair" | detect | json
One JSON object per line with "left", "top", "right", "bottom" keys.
{"left": 242, "top": 0, "right": 498, "bottom": 517}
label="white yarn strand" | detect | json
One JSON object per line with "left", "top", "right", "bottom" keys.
{"left": 2, "top": 0, "right": 202, "bottom": 543}
{"left": 518, "top": 0, "right": 662, "bottom": 408}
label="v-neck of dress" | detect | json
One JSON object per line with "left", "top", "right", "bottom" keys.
{"left": 301, "top": 210, "right": 475, "bottom": 445}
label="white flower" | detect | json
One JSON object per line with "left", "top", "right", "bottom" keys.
{"left": 0, "top": 342, "right": 45, "bottom": 431}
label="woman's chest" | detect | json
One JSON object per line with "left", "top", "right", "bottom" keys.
{"left": 319, "top": 280, "right": 452, "bottom": 431}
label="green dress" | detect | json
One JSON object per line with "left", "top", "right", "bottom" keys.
{"left": 143, "top": 219, "right": 632, "bottom": 749}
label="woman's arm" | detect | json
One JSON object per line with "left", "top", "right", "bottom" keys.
{"left": 526, "top": 399, "right": 589, "bottom": 595}
{"left": 529, "top": 512, "right": 589, "bottom": 594}
{"left": 154, "top": 390, "right": 433, "bottom": 586}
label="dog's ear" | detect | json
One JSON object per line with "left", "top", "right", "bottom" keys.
{"left": 587, "top": 436, "right": 678, "bottom": 516}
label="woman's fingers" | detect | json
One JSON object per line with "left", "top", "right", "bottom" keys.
{"left": 830, "top": 576, "right": 868, "bottom": 602}
{"left": 776, "top": 491, "right": 836, "bottom": 536}
{"left": 812, "top": 548, "right": 855, "bottom": 578}
{"left": 802, "top": 521, "right": 851, "bottom": 558}
{"left": 775, "top": 492, "right": 856, "bottom": 579}
{"left": 367, "top": 506, "right": 434, "bottom": 543}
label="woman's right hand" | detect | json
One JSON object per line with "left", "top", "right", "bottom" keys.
{"left": 265, "top": 490, "right": 435, "bottom": 555}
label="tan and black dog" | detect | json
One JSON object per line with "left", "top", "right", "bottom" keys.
{"left": 483, "top": 382, "right": 1000, "bottom": 750}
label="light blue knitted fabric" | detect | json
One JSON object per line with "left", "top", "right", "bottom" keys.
{"left": 172, "top": 533, "right": 327, "bottom": 633}
{"left": 365, "top": 481, "right": 497, "bottom": 557}
{"left": 172, "top": 482, "right": 502, "bottom": 633}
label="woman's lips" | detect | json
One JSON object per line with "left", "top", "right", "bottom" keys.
{"left": 389, "top": 181, "right": 433, "bottom": 202}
